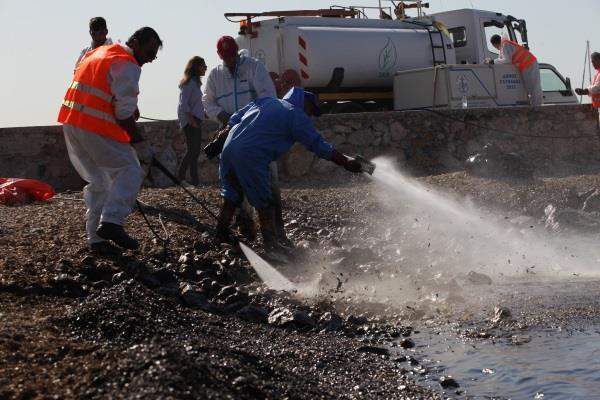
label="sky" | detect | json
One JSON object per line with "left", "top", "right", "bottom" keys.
{"left": 0, "top": 0, "right": 598, "bottom": 128}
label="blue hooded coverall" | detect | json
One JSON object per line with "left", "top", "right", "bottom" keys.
{"left": 219, "top": 87, "right": 333, "bottom": 209}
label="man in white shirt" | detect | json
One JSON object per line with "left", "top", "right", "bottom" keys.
{"left": 59, "top": 27, "right": 162, "bottom": 254}
{"left": 75, "top": 17, "right": 113, "bottom": 68}
{"left": 203, "top": 36, "right": 291, "bottom": 246}
{"left": 203, "top": 36, "right": 277, "bottom": 126}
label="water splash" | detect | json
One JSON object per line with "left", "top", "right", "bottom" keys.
{"left": 300, "top": 156, "right": 600, "bottom": 311}
{"left": 239, "top": 243, "right": 321, "bottom": 296}
{"left": 245, "top": 156, "right": 600, "bottom": 305}
{"left": 369, "top": 156, "right": 600, "bottom": 280}
{"left": 239, "top": 242, "right": 297, "bottom": 292}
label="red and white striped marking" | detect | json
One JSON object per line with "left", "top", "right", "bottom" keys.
{"left": 298, "top": 36, "right": 309, "bottom": 80}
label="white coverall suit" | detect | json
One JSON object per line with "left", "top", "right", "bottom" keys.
{"left": 495, "top": 41, "right": 543, "bottom": 106}
{"left": 63, "top": 44, "right": 144, "bottom": 245}
{"left": 202, "top": 55, "right": 278, "bottom": 181}
{"left": 202, "top": 55, "right": 277, "bottom": 121}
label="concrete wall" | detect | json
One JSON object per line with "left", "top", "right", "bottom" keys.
{"left": 1, "top": 105, "right": 598, "bottom": 191}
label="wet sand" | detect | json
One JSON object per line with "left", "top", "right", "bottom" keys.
{"left": 2, "top": 170, "right": 600, "bottom": 399}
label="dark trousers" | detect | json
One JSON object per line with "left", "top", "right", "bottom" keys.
{"left": 178, "top": 123, "right": 202, "bottom": 184}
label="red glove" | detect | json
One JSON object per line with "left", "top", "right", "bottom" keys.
{"left": 330, "top": 149, "right": 363, "bottom": 173}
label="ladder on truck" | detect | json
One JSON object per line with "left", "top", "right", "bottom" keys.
{"left": 387, "top": 0, "right": 446, "bottom": 65}
{"left": 399, "top": 17, "right": 448, "bottom": 66}
{"left": 427, "top": 26, "right": 447, "bottom": 66}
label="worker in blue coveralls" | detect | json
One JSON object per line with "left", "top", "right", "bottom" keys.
{"left": 208, "top": 87, "right": 364, "bottom": 252}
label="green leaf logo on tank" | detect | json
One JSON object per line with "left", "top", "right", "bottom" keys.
{"left": 378, "top": 37, "right": 398, "bottom": 76}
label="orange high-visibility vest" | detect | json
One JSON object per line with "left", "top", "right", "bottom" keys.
{"left": 58, "top": 44, "right": 138, "bottom": 143}
{"left": 501, "top": 39, "right": 537, "bottom": 73}
{"left": 592, "top": 70, "right": 600, "bottom": 108}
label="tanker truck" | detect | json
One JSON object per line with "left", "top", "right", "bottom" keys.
{"left": 225, "top": 2, "right": 577, "bottom": 111}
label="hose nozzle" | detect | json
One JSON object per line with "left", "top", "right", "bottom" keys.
{"left": 355, "top": 155, "right": 376, "bottom": 175}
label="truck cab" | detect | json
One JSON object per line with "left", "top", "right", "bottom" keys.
{"left": 539, "top": 63, "right": 577, "bottom": 105}
{"left": 427, "top": 9, "right": 577, "bottom": 105}
{"left": 429, "top": 9, "right": 528, "bottom": 65}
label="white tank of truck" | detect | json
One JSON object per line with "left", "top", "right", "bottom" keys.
{"left": 238, "top": 16, "right": 454, "bottom": 90}
{"left": 227, "top": 7, "right": 455, "bottom": 104}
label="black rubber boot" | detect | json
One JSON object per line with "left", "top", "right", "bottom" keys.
{"left": 272, "top": 187, "right": 293, "bottom": 247}
{"left": 89, "top": 241, "right": 122, "bottom": 256}
{"left": 236, "top": 203, "right": 257, "bottom": 242}
{"left": 257, "top": 207, "right": 292, "bottom": 255}
{"left": 216, "top": 199, "right": 237, "bottom": 243}
{"left": 96, "top": 222, "right": 139, "bottom": 250}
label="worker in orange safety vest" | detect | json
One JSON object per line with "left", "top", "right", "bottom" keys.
{"left": 490, "top": 34, "right": 543, "bottom": 106}
{"left": 57, "top": 27, "right": 162, "bottom": 255}
{"left": 575, "top": 52, "right": 600, "bottom": 124}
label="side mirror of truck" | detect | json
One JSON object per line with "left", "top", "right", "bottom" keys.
{"left": 560, "top": 77, "right": 574, "bottom": 97}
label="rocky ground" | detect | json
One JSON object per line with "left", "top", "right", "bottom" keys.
{"left": 2, "top": 168, "right": 600, "bottom": 399}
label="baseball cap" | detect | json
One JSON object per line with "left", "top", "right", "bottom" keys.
{"left": 283, "top": 87, "right": 323, "bottom": 117}
{"left": 216, "top": 35, "right": 238, "bottom": 59}
{"left": 303, "top": 91, "right": 322, "bottom": 116}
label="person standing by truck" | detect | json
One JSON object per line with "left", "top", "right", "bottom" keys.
{"left": 58, "top": 27, "right": 162, "bottom": 254}
{"left": 575, "top": 52, "right": 600, "bottom": 125}
{"left": 75, "top": 17, "right": 113, "bottom": 68}
{"left": 177, "top": 56, "right": 207, "bottom": 185}
{"left": 213, "top": 87, "right": 364, "bottom": 253}
{"left": 489, "top": 34, "right": 542, "bottom": 106}
{"left": 202, "top": 35, "right": 289, "bottom": 244}
{"left": 202, "top": 36, "right": 276, "bottom": 126}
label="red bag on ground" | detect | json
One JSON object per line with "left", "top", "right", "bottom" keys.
{"left": 0, "top": 178, "right": 55, "bottom": 205}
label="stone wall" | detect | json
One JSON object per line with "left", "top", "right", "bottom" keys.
{"left": 1, "top": 105, "right": 598, "bottom": 191}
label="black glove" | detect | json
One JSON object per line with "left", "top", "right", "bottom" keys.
{"left": 345, "top": 158, "right": 363, "bottom": 173}
{"left": 203, "top": 127, "right": 231, "bottom": 159}
{"left": 217, "top": 111, "right": 232, "bottom": 126}
{"left": 204, "top": 136, "right": 225, "bottom": 159}
{"left": 128, "top": 128, "right": 144, "bottom": 144}
{"left": 118, "top": 116, "right": 144, "bottom": 143}
{"left": 330, "top": 149, "right": 363, "bottom": 173}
